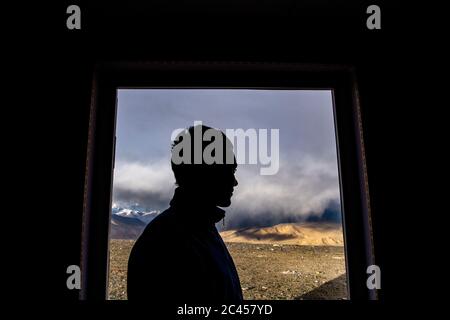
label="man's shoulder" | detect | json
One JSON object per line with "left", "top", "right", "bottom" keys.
{"left": 138, "top": 207, "right": 179, "bottom": 239}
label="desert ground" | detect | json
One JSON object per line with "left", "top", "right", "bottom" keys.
{"left": 108, "top": 228, "right": 348, "bottom": 300}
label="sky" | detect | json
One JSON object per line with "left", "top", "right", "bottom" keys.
{"left": 112, "top": 89, "right": 342, "bottom": 229}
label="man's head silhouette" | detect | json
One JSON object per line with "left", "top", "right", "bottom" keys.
{"left": 171, "top": 124, "right": 238, "bottom": 207}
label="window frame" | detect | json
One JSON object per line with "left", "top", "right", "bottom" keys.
{"left": 80, "top": 61, "right": 375, "bottom": 300}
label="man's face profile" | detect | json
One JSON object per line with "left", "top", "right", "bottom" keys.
{"left": 212, "top": 163, "right": 238, "bottom": 207}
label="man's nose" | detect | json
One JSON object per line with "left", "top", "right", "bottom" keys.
{"left": 234, "top": 177, "right": 238, "bottom": 187}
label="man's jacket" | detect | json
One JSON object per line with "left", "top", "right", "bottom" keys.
{"left": 127, "top": 188, "right": 243, "bottom": 302}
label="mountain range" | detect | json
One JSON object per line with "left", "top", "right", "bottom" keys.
{"left": 110, "top": 207, "right": 343, "bottom": 245}
{"left": 220, "top": 223, "right": 344, "bottom": 246}
{"left": 110, "top": 206, "right": 159, "bottom": 239}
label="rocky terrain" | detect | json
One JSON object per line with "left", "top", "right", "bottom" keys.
{"left": 108, "top": 223, "right": 347, "bottom": 300}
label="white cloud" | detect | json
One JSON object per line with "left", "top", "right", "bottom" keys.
{"left": 113, "top": 161, "right": 175, "bottom": 196}
{"left": 231, "top": 155, "right": 340, "bottom": 218}
{"left": 112, "top": 155, "right": 341, "bottom": 223}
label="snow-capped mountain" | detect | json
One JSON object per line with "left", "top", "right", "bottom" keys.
{"left": 110, "top": 205, "right": 160, "bottom": 239}
{"left": 112, "top": 207, "right": 160, "bottom": 224}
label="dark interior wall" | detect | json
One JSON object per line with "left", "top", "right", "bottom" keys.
{"left": 47, "top": 0, "right": 394, "bottom": 300}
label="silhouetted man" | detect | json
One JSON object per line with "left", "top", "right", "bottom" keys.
{"left": 127, "top": 125, "right": 243, "bottom": 302}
